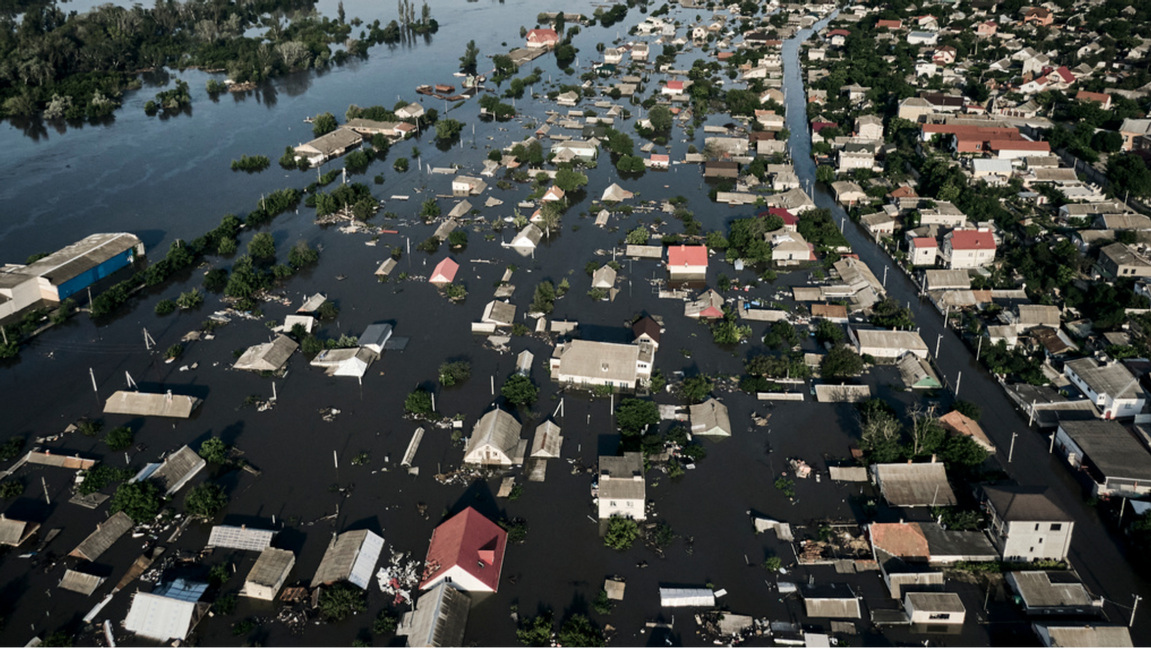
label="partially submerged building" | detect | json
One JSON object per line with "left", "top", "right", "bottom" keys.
{"left": 801, "top": 583, "right": 862, "bottom": 618}
{"left": 419, "top": 507, "right": 507, "bottom": 593}
{"left": 207, "top": 525, "right": 275, "bottom": 552}
{"left": 463, "top": 408, "right": 526, "bottom": 466}
{"left": 310, "top": 347, "right": 375, "bottom": 379}
{"left": 1053, "top": 419, "right": 1151, "bottom": 498}
{"left": 398, "top": 581, "right": 471, "bottom": 647}
{"left": 123, "top": 579, "right": 210, "bottom": 643}
{"left": 232, "top": 335, "right": 298, "bottom": 373}
{"left": 871, "top": 462, "right": 957, "bottom": 507}
{"left": 0, "top": 514, "right": 39, "bottom": 547}
{"left": 294, "top": 128, "right": 363, "bottom": 167}
{"left": 1006, "top": 571, "right": 1104, "bottom": 617}
{"left": 598, "top": 452, "right": 646, "bottom": 520}
{"left": 982, "top": 485, "right": 1073, "bottom": 562}
{"left": 530, "top": 420, "right": 563, "bottom": 458}
{"left": 103, "top": 390, "right": 202, "bottom": 418}
{"left": 70, "top": 511, "right": 134, "bottom": 561}
{"left": 240, "top": 548, "right": 295, "bottom": 601}
{"left": 689, "top": 398, "right": 731, "bottom": 436}
{"left": 310, "top": 529, "right": 385, "bottom": 589}
{"left": 133, "top": 445, "right": 206, "bottom": 496}
{"left": 550, "top": 339, "right": 654, "bottom": 390}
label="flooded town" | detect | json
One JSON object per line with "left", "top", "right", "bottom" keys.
{"left": 2, "top": 0, "right": 1151, "bottom": 645}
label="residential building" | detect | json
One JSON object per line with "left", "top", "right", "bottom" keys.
{"left": 631, "top": 316, "right": 661, "bottom": 349}
{"left": 1054, "top": 419, "right": 1151, "bottom": 497}
{"left": 207, "top": 525, "right": 276, "bottom": 552}
{"left": 598, "top": 452, "right": 646, "bottom": 520}
{"left": 550, "top": 339, "right": 653, "bottom": 389}
{"left": 123, "top": 580, "right": 210, "bottom": 643}
{"left": 1033, "top": 624, "right": 1133, "bottom": 647}
{"left": 463, "top": 408, "right": 526, "bottom": 467}
{"left": 802, "top": 584, "right": 862, "bottom": 618}
{"left": 689, "top": 398, "right": 731, "bottom": 436}
{"left": 684, "top": 289, "right": 725, "bottom": 318}
{"left": 1005, "top": 571, "right": 1104, "bottom": 616}
{"left": 904, "top": 592, "right": 965, "bottom": 625}
{"left": 981, "top": 485, "right": 1074, "bottom": 561}
{"left": 429, "top": 258, "right": 459, "bottom": 285}
{"left": 1097, "top": 242, "right": 1151, "bottom": 278}
{"left": 419, "top": 507, "right": 507, "bottom": 593}
{"left": 1063, "top": 357, "right": 1145, "bottom": 419}
{"left": 0, "top": 515, "right": 39, "bottom": 547}
{"left": 938, "top": 410, "right": 996, "bottom": 453}
{"left": 398, "top": 582, "right": 471, "bottom": 647}
{"left": 666, "top": 245, "right": 708, "bottom": 279}
{"left": 240, "top": 548, "right": 295, "bottom": 601}
{"left": 942, "top": 229, "right": 997, "bottom": 269}
{"left": 871, "top": 462, "right": 957, "bottom": 507}
{"left": 294, "top": 128, "right": 362, "bottom": 166}
{"left": 909, "top": 237, "right": 938, "bottom": 266}
{"left": 850, "top": 328, "right": 930, "bottom": 359}
{"left": 233, "top": 335, "right": 298, "bottom": 373}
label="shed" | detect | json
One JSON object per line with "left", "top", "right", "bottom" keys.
{"left": 241, "top": 548, "right": 295, "bottom": 601}
{"left": 359, "top": 323, "right": 394, "bottom": 355}
{"left": 516, "top": 350, "right": 534, "bottom": 375}
{"left": 689, "top": 398, "right": 732, "bottom": 436}
{"left": 815, "top": 384, "right": 872, "bottom": 403}
{"left": 398, "top": 581, "right": 471, "bottom": 647}
{"left": 103, "top": 391, "right": 202, "bottom": 418}
{"left": 70, "top": 511, "right": 134, "bottom": 561}
{"left": 207, "top": 525, "right": 275, "bottom": 552}
{"left": 310, "top": 529, "right": 385, "bottom": 589}
{"left": 801, "top": 583, "right": 862, "bottom": 618}
{"left": 904, "top": 592, "right": 965, "bottom": 625}
{"left": 0, "top": 514, "right": 39, "bottom": 547}
{"left": 123, "top": 582, "right": 210, "bottom": 642}
{"left": 282, "top": 314, "right": 315, "bottom": 334}
{"left": 626, "top": 244, "right": 663, "bottom": 259}
{"left": 509, "top": 224, "right": 543, "bottom": 255}
{"left": 233, "top": 335, "right": 298, "bottom": 373}
{"left": 1006, "top": 571, "right": 1103, "bottom": 616}
{"left": 58, "top": 569, "right": 105, "bottom": 596}
{"left": 871, "top": 462, "right": 956, "bottom": 507}
{"left": 659, "top": 587, "right": 716, "bottom": 607}
{"left": 530, "top": 420, "right": 563, "bottom": 458}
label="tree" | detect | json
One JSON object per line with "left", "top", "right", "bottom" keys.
{"left": 939, "top": 434, "right": 989, "bottom": 469}
{"left": 1107, "top": 153, "right": 1151, "bottom": 199}
{"left": 318, "top": 583, "right": 366, "bottom": 621}
{"left": 312, "top": 112, "right": 338, "bottom": 137}
{"left": 176, "top": 289, "right": 202, "bottom": 310}
{"left": 679, "top": 374, "right": 713, "bottom": 404}
{"left": 105, "top": 426, "right": 134, "bottom": 451}
{"left": 626, "top": 226, "right": 650, "bottom": 245}
{"left": 604, "top": 516, "right": 640, "bottom": 550}
{"left": 558, "top": 615, "right": 605, "bottom": 647}
{"left": 816, "top": 165, "right": 836, "bottom": 183}
{"left": 501, "top": 374, "right": 539, "bottom": 406}
{"left": 517, "top": 612, "right": 554, "bottom": 646}
{"left": 434, "top": 118, "right": 464, "bottom": 141}
{"left": 711, "top": 317, "right": 751, "bottom": 344}
{"left": 821, "top": 345, "right": 864, "bottom": 380}
{"left": 110, "top": 481, "right": 161, "bottom": 523}
{"left": 247, "top": 232, "right": 276, "bottom": 260}
{"left": 554, "top": 167, "right": 588, "bottom": 192}
{"left": 648, "top": 104, "right": 673, "bottom": 131}
{"left": 616, "top": 398, "right": 658, "bottom": 437}
{"left": 531, "top": 281, "right": 556, "bottom": 314}
{"left": 907, "top": 406, "right": 946, "bottom": 457}
{"left": 420, "top": 198, "right": 440, "bottom": 220}
{"left": 815, "top": 319, "right": 845, "bottom": 345}
{"left": 459, "top": 40, "right": 480, "bottom": 74}
{"left": 405, "top": 388, "right": 434, "bottom": 415}
{"left": 869, "top": 297, "right": 915, "bottom": 329}
{"left": 952, "top": 400, "right": 982, "bottom": 421}
{"left": 289, "top": 241, "right": 320, "bottom": 268}
{"left": 394, "top": 157, "right": 410, "bottom": 172}
{"left": 186, "top": 483, "right": 228, "bottom": 519}
{"left": 199, "top": 437, "right": 229, "bottom": 464}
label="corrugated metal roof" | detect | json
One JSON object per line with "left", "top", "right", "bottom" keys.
{"left": 123, "top": 592, "right": 207, "bottom": 641}
{"left": 70, "top": 512, "right": 134, "bottom": 561}
{"left": 659, "top": 587, "right": 716, "bottom": 607}
{"left": 872, "top": 463, "right": 956, "bottom": 507}
{"left": 233, "top": 335, "right": 297, "bottom": 372}
{"left": 311, "top": 530, "right": 384, "bottom": 589}
{"left": 58, "top": 569, "right": 105, "bottom": 595}
{"left": 530, "top": 420, "right": 563, "bottom": 458}
{"left": 0, "top": 515, "right": 37, "bottom": 546}
{"left": 23, "top": 232, "right": 142, "bottom": 284}
{"left": 207, "top": 525, "right": 275, "bottom": 551}
{"left": 103, "top": 391, "right": 202, "bottom": 418}
{"left": 689, "top": 398, "right": 731, "bottom": 436}
{"left": 148, "top": 446, "right": 206, "bottom": 496}
{"left": 401, "top": 581, "right": 471, "bottom": 647}
{"left": 245, "top": 548, "right": 295, "bottom": 589}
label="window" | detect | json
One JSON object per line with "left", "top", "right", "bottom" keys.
{"left": 1034, "top": 524, "right": 1040, "bottom": 531}
{"left": 928, "top": 613, "right": 951, "bottom": 621}
{"left": 1038, "top": 537, "right": 1043, "bottom": 544}
{"left": 1050, "top": 523, "right": 1062, "bottom": 531}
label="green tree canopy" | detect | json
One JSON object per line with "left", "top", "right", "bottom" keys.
{"left": 501, "top": 374, "right": 539, "bottom": 407}
{"left": 604, "top": 516, "right": 640, "bottom": 550}
{"left": 110, "top": 481, "right": 161, "bottom": 523}
{"left": 616, "top": 398, "right": 658, "bottom": 437}
{"left": 185, "top": 482, "right": 228, "bottom": 519}
{"left": 821, "top": 344, "right": 864, "bottom": 380}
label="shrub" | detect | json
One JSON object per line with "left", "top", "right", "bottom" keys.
{"left": 105, "top": 426, "right": 134, "bottom": 451}
{"left": 0, "top": 480, "right": 24, "bottom": 499}
{"left": 405, "top": 388, "right": 434, "bottom": 415}
{"left": 604, "top": 516, "right": 640, "bottom": 550}
{"left": 186, "top": 483, "right": 229, "bottom": 519}
{"left": 318, "top": 583, "right": 366, "bottom": 621}
{"left": 155, "top": 299, "right": 176, "bottom": 315}
{"left": 110, "top": 480, "right": 161, "bottom": 523}
{"left": 501, "top": 374, "right": 539, "bottom": 406}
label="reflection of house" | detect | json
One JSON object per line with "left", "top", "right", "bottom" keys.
{"left": 982, "top": 484, "right": 1073, "bottom": 561}
{"left": 419, "top": 507, "right": 507, "bottom": 593}
{"left": 598, "top": 452, "right": 646, "bottom": 520}
{"left": 463, "top": 408, "right": 526, "bottom": 467}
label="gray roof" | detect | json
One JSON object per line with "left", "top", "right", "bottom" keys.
{"left": 554, "top": 340, "right": 640, "bottom": 385}
{"left": 0, "top": 515, "right": 38, "bottom": 546}
{"left": 245, "top": 547, "right": 295, "bottom": 589}
{"left": 924, "top": 269, "right": 971, "bottom": 291}
{"left": 482, "top": 300, "right": 517, "bottom": 326}
{"left": 23, "top": 232, "right": 142, "bottom": 285}
{"left": 298, "top": 128, "right": 363, "bottom": 156}
{"left": 1017, "top": 304, "right": 1061, "bottom": 328}
{"left": 906, "top": 591, "right": 964, "bottom": 612}
{"left": 359, "top": 323, "right": 394, "bottom": 349}
{"left": 207, "top": 525, "right": 275, "bottom": 551}
{"left": 104, "top": 390, "right": 202, "bottom": 418}
{"left": 400, "top": 581, "right": 471, "bottom": 647}
{"left": 149, "top": 446, "right": 207, "bottom": 496}
{"left": 801, "top": 583, "right": 862, "bottom": 618}
{"left": 872, "top": 462, "right": 957, "bottom": 507}
{"left": 919, "top": 523, "right": 997, "bottom": 559}
{"left": 1057, "top": 419, "right": 1151, "bottom": 481}
{"left": 1064, "top": 358, "right": 1142, "bottom": 399}
{"left": 600, "top": 452, "right": 646, "bottom": 501}
{"left": 530, "top": 420, "right": 563, "bottom": 458}
{"left": 70, "top": 511, "right": 134, "bottom": 561}
{"left": 1007, "top": 571, "right": 1098, "bottom": 609}
{"left": 853, "top": 328, "right": 929, "bottom": 353}
{"left": 983, "top": 485, "right": 1070, "bottom": 522}
{"left": 466, "top": 408, "right": 523, "bottom": 458}
{"left": 311, "top": 529, "right": 384, "bottom": 588}
{"left": 58, "top": 569, "right": 106, "bottom": 596}
{"left": 1037, "top": 624, "right": 1133, "bottom": 647}
{"left": 233, "top": 335, "right": 298, "bottom": 372}
{"left": 897, "top": 352, "right": 941, "bottom": 388}
{"left": 689, "top": 398, "right": 732, "bottom": 436}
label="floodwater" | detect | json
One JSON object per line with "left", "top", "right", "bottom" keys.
{"left": 0, "top": 1, "right": 1147, "bottom": 646}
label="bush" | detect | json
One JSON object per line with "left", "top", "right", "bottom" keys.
{"left": 105, "top": 426, "right": 134, "bottom": 451}
{"left": 616, "top": 398, "right": 658, "bottom": 437}
{"left": 199, "top": 437, "right": 229, "bottom": 464}
{"left": 405, "top": 388, "right": 435, "bottom": 415}
{"left": 165, "top": 344, "right": 184, "bottom": 360}
{"left": 186, "top": 482, "right": 228, "bottom": 519}
{"left": 592, "top": 589, "right": 614, "bottom": 615}
{"left": 77, "top": 464, "right": 133, "bottom": 496}
{"left": 952, "top": 400, "right": 982, "bottom": 421}
{"left": 438, "top": 360, "right": 472, "bottom": 386}
{"left": 501, "top": 374, "right": 539, "bottom": 406}
{"left": 204, "top": 269, "right": 228, "bottom": 292}
{"left": 155, "top": 299, "right": 176, "bottom": 315}
{"left": 319, "top": 583, "right": 366, "bottom": 621}
{"left": 393, "top": 157, "right": 410, "bottom": 172}
{"left": 763, "top": 556, "right": 782, "bottom": 571}
{"left": 373, "top": 609, "right": 398, "bottom": 635}
{"left": 0, "top": 480, "right": 24, "bottom": 499}
{"left": 0, "top": 436, "right": 25, "bottom": 460}
{"left": 110, "top": 480, "right": 161, "bottom": 523}
{"left": 604, "top": 517, "right": 640, "bottom": 550}
{"left": 176, "top": 289, "right": 203, "bottom": 310}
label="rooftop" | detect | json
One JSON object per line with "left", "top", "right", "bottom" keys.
{"left": 982, "top": 485, "right": 1071, "bottom": 522}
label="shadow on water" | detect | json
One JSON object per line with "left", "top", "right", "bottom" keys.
{"left": 445, "top": 477, "right": 498, "bottom": 522}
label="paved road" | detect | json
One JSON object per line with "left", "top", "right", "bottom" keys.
{"left": 780, "top": 16, "right": 1150, "bottom": 639}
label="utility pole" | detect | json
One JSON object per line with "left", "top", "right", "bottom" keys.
{"left": 89, "top": 368, "right": 98, "bottom": 393}
{"left": 1131, "top": 595, "right": 1142, "bottom": 627}
{"left": 935, "top": 333, "right": 943, "bottom": 358}
{"left": 1008, "top": 432, "right": 1018, "bottom": 463}
{"left": 882, "top": 265, "right": 888, "bottom": 288}
{"left": 976, "top": 335, "right": 984, "bottom": 361}
{"left": 955, "top": 371, "right": 962, "bottom": 398}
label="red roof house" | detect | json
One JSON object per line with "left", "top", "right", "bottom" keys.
{"left": 429, "top": 257, "right": 459, "bottom": 285}
{"left": 948, "top": 230, "right": 996, "bottom": 250}
{"left": 667, "top": 245, "right": 708, "bottom": 278}
{"left": 1076, "top": 91, "right": 1112, "bottom": 109}
{"left": 526, "top": 28, "right": 560, "bottom": 48}
{"left": 876, "top": 19, "right": 903, "bottom": 29}
{"left": 419, "top": 507, "right": 507, "bottom": 593}
{"left": 764, "top": 208, "right": 799, "bottom": 229}
{"left": 662, "top": 80, "right": 685, "bottom": 95}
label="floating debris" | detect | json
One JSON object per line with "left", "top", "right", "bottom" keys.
{"left": 319, "top": 407, "right": 341, "bottom": 422}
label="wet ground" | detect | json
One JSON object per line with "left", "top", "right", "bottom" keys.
{"left": 0, "top": 0, "right": 1149, "bottom": 646}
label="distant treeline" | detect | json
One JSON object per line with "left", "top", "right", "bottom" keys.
{"left": 0, "top": 0, "right": 437, "bottom": 120}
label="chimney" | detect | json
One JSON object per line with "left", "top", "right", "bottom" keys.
{"left": 930, "top": 454, "right": 938, "bottom": 463}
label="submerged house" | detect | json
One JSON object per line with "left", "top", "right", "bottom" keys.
{"left": 550, "top": 339, "right": 654, "bottom": 390}
{"left": 689, "top": 398, "right": 731, "bottom": 436}
{"left": 310, "top": 529, "right": 385, "bottom": 589}
{"left": 398, "top": 581, "right": 471, "bottom": 647}
{"left": 123, "top": 579, "right": 210, "bottom": 643}
{"left": 310, "top": 347, "right": 375, "bottom": 378}
{"left": 294, "top": 128, "right": 363, "bottom": 167}
{"left": 240, "top": 548, "right": 295, "bottom": 601}
{"left": 132, "top": 445, "right": 206, "bottom": 496}
{"left": 419, "top": 507, "right": 508, "bottom": 593}
{"left": 103, "top": 390, "right": 202, "bottom": 419}
{"left": 233, "top": 335, "right": 298, "bottom": 373}
{"left": 463, "top": 408, "right": 527, "bottom": 467}
{"left": 598, "top": 452, "right": 646, "bottom": 520}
